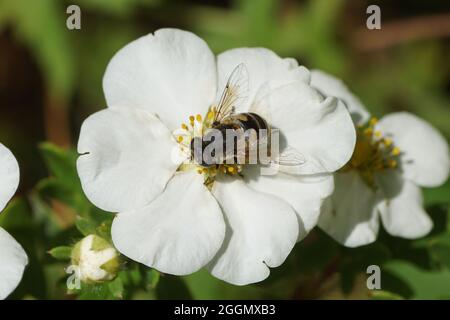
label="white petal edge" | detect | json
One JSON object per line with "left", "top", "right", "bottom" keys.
{"left": 319, "top": 172, "right": 380, "bottom": 247}
{"left": 310, "top": 70, "right": 370, "bottom": 125}
{"left": 103, "top": 28, "right": 217, "bottom": 131}
{"left": 0, "top": 227, "right": 28, "bottom": 300}
{"left": 0, "top": 144, "right": 19, "bottom": 212}
{"left": 376, "top": 112, "right": 450, "bottom": 187}
{"left": 77, "top": 107, "right": 180, "bottom": 213}
{"left": 208, "top": 177, "right": 299, "bottom": 285}
{"left": 111, "top": 171, "right": 225, "bottom": 276}
{"left": 266, "top": 82, "right": 356, "bottom": 174}
{"left": 377, "top": 173, "right": 432, "bottom": 239}
{"left": 244, "top": 166, "right": 334, "bottom": 239}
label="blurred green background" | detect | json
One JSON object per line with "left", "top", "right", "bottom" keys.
{"left": 0, "top": 0, "right": 449, "bottom": 299}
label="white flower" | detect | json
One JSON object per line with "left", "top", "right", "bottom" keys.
{"left": 71, "top": 235, "right": 119, "bottom": 283}
{"left": 76, "top": 29, "right": 356, "bottom": 285}
{"left": 312, "top": 70, "right": 450, "bottom": 247}
{"left": 0, "top": 143, "right": 27, "bottom": 300}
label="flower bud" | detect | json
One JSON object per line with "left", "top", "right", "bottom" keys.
{"left": 71, "top": 235, "right": 119, "bottom": 283}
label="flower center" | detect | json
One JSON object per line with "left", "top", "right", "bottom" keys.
{"left": 173, "top": 107, "right": 242, "bottom": 188}
{"left": 341, "top": 117, "right": 400, "bottom": 188}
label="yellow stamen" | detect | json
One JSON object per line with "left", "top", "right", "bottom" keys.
{"left": 207, "top": 111, "right": 214, "bottom": 119}
{"left": 177, "top": 136, "right": 183, "bottom": 142}
{"left": 181, "top": 123, "right": 188, "bottom": 130}
{"left": 369, "top": 117, "right": 378, "bottom": 126}
{"left": 227, "top": 166, "right": 235, "bottom": 174}
{"left": 196, "top": 114, "right": 202, "bottom": 122}
{"left": 197, "top": 169, "right": 203, "bottom": 174}
{"left": 389, "top": 159, "right": 397, "bottom": 168}
{"left": 364, "top": 128, "right": 373, "bottom": 136}
{"left": 342, "top": 121, "right": 402, "bottom": 189}
{"left": 391, "top": 147, "right": 400, "bottom": 156}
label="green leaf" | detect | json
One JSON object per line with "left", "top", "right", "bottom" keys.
{"left": 48, "top": 246, "right": 72, "bottom": 260}
{"left": 184, "top": 269, "right": 263, "bottom": 300}
{"left": 75, "top": 217, "right": 97, "bottom": 236}
{"left": 39, "top": 143, "right": 79, "bottom": 184}
{"left": 384, "top": 260, "right": 450, "bottom": 299}
{"left": 156, "top": 275, "right": 192, "bottom": 300}
{"left": 146, "top": 269, "right": 160, "bottom": 290}
{"left": 108, "top": 277, "right": 124, "bottom": 299}
{"left": 370, "top": 290, "right": 404, "bottom": 300}
{"left": 424, "top": 180, "right": 450, "bottom": 206}
{"left": 0, "top": 0, "right": 75, "bottom": 96}
{"left": 77, "top": 283, "right": 113, "bottom": 300}
{"left": 0, "top": 198, "right": 33, "bottom": 229}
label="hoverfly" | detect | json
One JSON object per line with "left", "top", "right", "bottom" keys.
{"left": 190, "top": 63, "right": 305, "bottom": 170}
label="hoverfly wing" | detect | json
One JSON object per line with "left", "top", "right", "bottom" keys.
{"left": 214, "top": 63, "right": 249, "bottom": 124}
{"left": 249, "top": 82, "right": 272, "bottom": 123}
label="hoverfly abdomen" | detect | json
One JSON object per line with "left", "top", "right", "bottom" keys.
{"left": 234, "top": 112, "right": 269, "bottom": 137}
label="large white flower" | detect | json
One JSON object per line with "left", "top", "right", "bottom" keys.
{"left": 312, "top": 70, "right": 450, "bottom": 247}
{"left": 0, "top": 143, "right": 27, "bottom": 299}
{"left": 77, "top": 29, "right": 356, "bottom": 285}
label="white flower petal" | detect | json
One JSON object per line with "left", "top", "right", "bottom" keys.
{"left": 0, "top": 144, "right": 19, "bottom": 212}
{"left": 244, "top": 166, "right": 333, "bottom": 238}
{"left": 209, "top": 177, "right": 299, "bottom": 285}
{"left": 111, "top": 171, "right": 225, "bottom": 276}
{"left": 319, "top": 172, "right": 380, "bottom": 247}
{"left": 377, "top": 172, "right": 432, "bottom": 239}
{"left": 376, "top": 112, "right": 450, "bottom": 187}
{"left": 77, "top": 107, "right": 180, "bottom": 213}
{"left": 310, "top": 70, "right": 370, "bottom": 125}
{"left": 217, "top": 48, "right": 310, "bottom": 112}
{"left": 103, "top": 28, "right": 217, "bottom": 130}
{"left": 0, "top": 228, "right": 28, "bottom": 300}
{"left": 267, "top": 82, "right": 356, "bottom": 174}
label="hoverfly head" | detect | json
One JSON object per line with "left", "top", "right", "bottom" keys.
{"left": 190, "top": 132, "right": 220, "bottom": 167}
